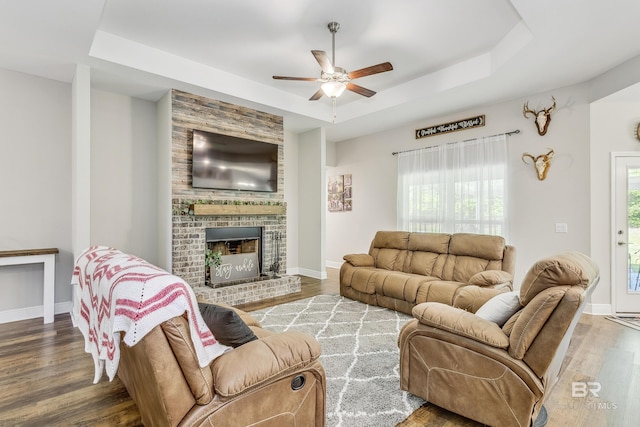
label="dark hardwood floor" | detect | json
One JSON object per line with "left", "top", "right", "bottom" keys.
{"left": 0, "top": 269, "right": 637, "bottom": 426}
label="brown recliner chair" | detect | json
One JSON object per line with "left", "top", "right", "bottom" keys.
{"left": 398, "top": 251, "right": 599, "bottom": 426}
{"left": 118, "top": 306, "right": 326, "bottom": 427}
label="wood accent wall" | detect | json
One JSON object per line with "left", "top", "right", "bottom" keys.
{"left": 170, "top": 89, "right": 284, "bottom": 201}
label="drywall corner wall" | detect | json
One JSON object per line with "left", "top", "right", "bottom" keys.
{"left": 157, "top": 91, "right": 172, "bottom": 270}
{"left": 284, "top": 130, "right": 300, "bottom": 273}
{"left": 90, "top": 90, "right": 158, "bottom": 264}
{"left": 298, "top": 127, "right": 327, "bottom": 278}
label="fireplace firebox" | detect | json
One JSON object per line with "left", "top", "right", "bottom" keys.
{"left": 205, "top": 226, "right": 265, "bottom": 287}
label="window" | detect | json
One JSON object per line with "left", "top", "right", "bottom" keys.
{"left": 397, "top": 135, "right": 508, "bottom": 239}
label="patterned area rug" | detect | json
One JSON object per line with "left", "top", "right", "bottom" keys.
{"left": 605, "top": 315, "right": 640, "bottom": 331}
{"left": 250, "top": 295, "right": 425, "bottom": 427}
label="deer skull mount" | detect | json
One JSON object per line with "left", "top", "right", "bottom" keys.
{"left": 522, "top": 149, "right": 555, "bottom": 181}
{"left": 523, "top": 96, "right": 556, "bottom": 136}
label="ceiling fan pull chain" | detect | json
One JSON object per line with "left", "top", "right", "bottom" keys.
{"left": 332, "top": 97, "right": 337, "bottom": 123}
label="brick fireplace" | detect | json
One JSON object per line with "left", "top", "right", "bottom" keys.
{"left": 169, "top": 89, "right": 299, "bottom": 306}
{"left": 171, "top": 200, "right": 300, "bottom": 305}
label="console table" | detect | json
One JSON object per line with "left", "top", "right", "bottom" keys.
{"left": 0, "top": 248, "right": 58, "bottom": 323}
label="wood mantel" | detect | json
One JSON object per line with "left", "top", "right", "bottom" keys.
{"left": 190, "top": 204, "right": 286, "bottom": 216}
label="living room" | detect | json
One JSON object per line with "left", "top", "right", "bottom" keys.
{"left": 1, "top": 1, "right": 640, "bottom": 425}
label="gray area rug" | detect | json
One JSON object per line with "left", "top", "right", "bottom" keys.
{"left": 250, "top": 294, "right": 425, "bottom": 427}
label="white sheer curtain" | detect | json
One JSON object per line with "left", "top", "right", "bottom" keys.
{"left": 397, "top": 134, "right": 509, "bottom": 239}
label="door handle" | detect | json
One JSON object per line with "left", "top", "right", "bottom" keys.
{"left": 618, "top": 241, "right": 627, "bottom": 246}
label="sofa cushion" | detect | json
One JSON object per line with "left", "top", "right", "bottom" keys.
{"left": 444, "top": 255, "right": 490, "bottom": 283}
{"left": 373, "top": 248, "right": 406, "bottom": 270}
{"left": 199, "top": 303, "right": 258, "bottom": 348}
{"left": 405, "top": 251, "right": 442, "bottom": 276}
{"left": 373, "top": 272, "right": 427, "bottom": 303}
{"left": 416, "top": 280, "right": 465, "bottom": 305}
{"left": 475, "top": 291, "right": 521, "bottom": 326}
{"left": 469, "top": 270, "right": 513, "bottom": 286}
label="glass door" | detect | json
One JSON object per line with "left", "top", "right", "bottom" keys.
{"left": 614, "top": 155, "right": 640, "bottom": 313}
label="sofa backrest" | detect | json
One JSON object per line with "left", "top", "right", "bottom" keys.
{"left": 369, "top": 231, "right": 411, "bottom": 271}
{"left": 503, "top": 251, "right": 599, "bottom": 380}
{"left": 404, "top": 232, "right": 451, "bottom": 277}
{"left": 441, "top": 233, "right": 509, "bottom": 282}
{"left": 368, "top": 231, "right": 514, "bottom": 282}
{"left": 118, "top": 322, "right": 197, "bottom": 427}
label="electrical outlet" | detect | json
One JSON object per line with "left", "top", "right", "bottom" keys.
{"left": 555, "top": 223, "right": 568, "bottom": 233}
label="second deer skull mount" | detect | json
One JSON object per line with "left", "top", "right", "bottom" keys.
{"left": 523, "top": 96, "right": 556, "bottom": 136}
{"left": 522, "top": 149, "right": 554, "bottom": 180}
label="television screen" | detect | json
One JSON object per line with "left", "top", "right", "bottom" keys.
{"left": 192, "top": 129, "right": 278, "bottom": 192}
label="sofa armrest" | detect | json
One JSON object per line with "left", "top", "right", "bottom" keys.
{"left": 343, "top": 253, "right": 375, "bottom": 267}
{"left": 412, "top": 302, "right": 509, "bottom": 349}
{"left": 453, "top": 285, "right": 510, "bottom": 313}
{"left": 468, "top": 270, "right": 513, "bottom": 287}
{"left": 211, "top": 330, "right": 321, "bottom": 398}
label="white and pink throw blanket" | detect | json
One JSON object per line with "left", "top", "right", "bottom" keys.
{"left": 72, "top": 246, "right": 230, "bottom": 383}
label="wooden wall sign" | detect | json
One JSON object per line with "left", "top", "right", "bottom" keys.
{"left": 210, "top": 253, "right": 259, "bottom": 284}
{"left": 415, "top": 115, "right": 485, "bottom": 139}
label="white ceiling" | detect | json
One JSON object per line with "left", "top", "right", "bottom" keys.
{"left": 2, "top": 0, "right": 640, "bottom": 142}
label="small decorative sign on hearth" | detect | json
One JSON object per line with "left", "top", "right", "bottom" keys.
{"left": 415, "top": 115, "right": 485, "bottom": 139}
{"left": 211, "top": 253, "right": 259, "bottom": 284}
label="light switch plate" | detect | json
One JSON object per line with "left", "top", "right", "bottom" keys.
{"left": 555, "top": 223, "right": 568, "bottom": 233}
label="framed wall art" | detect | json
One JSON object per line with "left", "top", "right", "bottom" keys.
{"left": 328, "top": 174, "right": 352, "bottom": 212}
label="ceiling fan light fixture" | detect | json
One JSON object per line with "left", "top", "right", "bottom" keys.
{"left": 321, "top": 81, "right": 346, "bottom": 98}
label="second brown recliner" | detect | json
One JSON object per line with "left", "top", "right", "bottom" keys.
{"left": 398, "top": 251, "right": 599, "bottom": 426}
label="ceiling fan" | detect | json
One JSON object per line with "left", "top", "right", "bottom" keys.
{"left": 273, "top": 22, "right": 393, "bottom": 101}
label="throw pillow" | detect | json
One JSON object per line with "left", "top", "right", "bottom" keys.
{"left": 198, "top": 303, "right": 258, "bottom": 348}
{"left": 475, "top": 291, "right": 521, "bottom": 326}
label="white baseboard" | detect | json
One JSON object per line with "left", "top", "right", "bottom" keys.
{"left": 584, "top": 303, "right": 612, "bottom": 316}
{"left": 295, "top": 267, "right": 327, "bottom": 280}
{"left": 326, "top": 260, "right": 343, "bottom": 270}
{"left": 0, "top": 301, "right": 73, "bottom": 324}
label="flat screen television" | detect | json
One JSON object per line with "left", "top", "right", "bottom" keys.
{"left": 191, "top": 129, "right": 278, "bottom": 192}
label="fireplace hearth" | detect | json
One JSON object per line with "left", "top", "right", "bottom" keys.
{"left": 171, "top": 199, "right": 299, "bottom": 305}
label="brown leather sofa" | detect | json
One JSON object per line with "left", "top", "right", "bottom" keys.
{"left": 398, "top": 251, "right": 599, "bottom": 426}
{"left": 340, "top": 231, "right": 516, "bottom": 314}
{"left": 117, "top": 305, "right": 326, "bottom": 427}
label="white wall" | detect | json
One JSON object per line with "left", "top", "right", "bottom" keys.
{"left": 327, "top": 83, "right": 591, "bottom": 291}
{"left": 590, "top": 98, "right": 640, "bottom": 311}
{"left": 90, "top": 90, "right": 158, "bottom": 263}
{"left": 0, "top": 69, "right": 73, "bottom": 312}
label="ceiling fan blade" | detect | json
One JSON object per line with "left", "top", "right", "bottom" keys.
{"left": 312, "top": 50, "right": 334, "bottom": 74}
{"left": 346, "top": 83, "right": 376, "bottom": 98}
{"left": 348, "top": 62, "right": 393, "bottom": 80}
{"left": 309, "top": 89, "right": 324, "bottom": 101}
{"left": 273, "top": 76, "right": 319, "bottom": 81}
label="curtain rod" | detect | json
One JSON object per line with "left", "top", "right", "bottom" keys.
{"left": 392, "top": 129, "right": 520, "bottom": 156}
